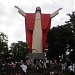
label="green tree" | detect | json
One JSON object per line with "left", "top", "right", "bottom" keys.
{"left": 0, "top": 32, "right": 8, "bottom": 61}
{"left": 68, "top": 50, "right": 75, "bottom": 63}
{"left": 65, "top": 11, "right": 75, "bottom": 63}
{"left": 10, "top": 41, "right": 29, "bottom": 62}
{"left": 46, "top": 12, "right": 75, "bottom": 63}
{"left": 65, "top": 12, "right": 75, "bottom": 35}
{"left": 46, "top": 25, "right": 75, "bottom": 62}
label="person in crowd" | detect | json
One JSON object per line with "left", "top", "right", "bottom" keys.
{"left": 26, "top": 58, "right": 30, "bottom": 68}
{"left": 34, "top": 57, "right": 37, "bottom": 68}
{"left": 61, "top": 62, "right": 67, "bottom": 72}
{"left": 73, "top": 63, "right": 75, "bottom": 73}
{"left": 68, "top": 63, "right": 73, "bottom": 71}
{"left": 20, "top": 61, "right": 27, "bottom": 75}
{"left": 29, "top": 60, "right": 32, "bottom": 68}
{"left": 68, "top": 63, "right": 74, "bottom": 75}
{"left": 46, "top": 59, "right": 50, "bottom": 68}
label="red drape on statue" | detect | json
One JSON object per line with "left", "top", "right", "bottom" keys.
{"left": 41, "top": 14, "right": 51, "bottom": 52}
{"left": 25, "top": 13, "right": 51, "bottom": 53}
{"left": 25, "top": 13, "right": 35, "bottom": 52}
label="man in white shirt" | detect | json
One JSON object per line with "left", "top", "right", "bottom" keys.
{"left": 68, "top": 64, "right": 74, "bottom": 75}
{"left": 20, "top": 62, "right": 27, "bottom": 75}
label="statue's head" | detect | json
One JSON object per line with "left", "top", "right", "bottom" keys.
{"left": 35, "top": 7, "right": 41, "bottom": 13}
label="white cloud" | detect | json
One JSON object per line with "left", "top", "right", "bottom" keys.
{"left": 0, "top": 0, "right": 74, "bottom": 46}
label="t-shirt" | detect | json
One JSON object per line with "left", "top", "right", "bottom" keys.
{"left": 20, "top": 64, "right": 27, "bottom": 73}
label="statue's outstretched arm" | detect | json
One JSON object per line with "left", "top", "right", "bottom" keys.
{"left": 51, "top": 8, "right": 63, "bottom": 18}
{"left": 15, "top": 6, "right": 26, "bottom": 17}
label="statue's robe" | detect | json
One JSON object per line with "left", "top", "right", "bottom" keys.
{"left": 25, "top": 12, "right": 51, "bottom": 53}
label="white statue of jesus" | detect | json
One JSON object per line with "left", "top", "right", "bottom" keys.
{"left": 15, "top": 6, "right": 62, "bottom": 53}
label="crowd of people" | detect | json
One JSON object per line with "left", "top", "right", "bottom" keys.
{"left": 26, "top": 57, "right": 75, "bottom": 75}
{"left": 0, "top": 60, "right": 27, "bottom": 75}
{"left": 0, "top": 57, "right": 75, "bottom": 75}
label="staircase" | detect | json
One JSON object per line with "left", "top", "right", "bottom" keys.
{"left": 26, "top": 68, "right": 50, "bottom": 75}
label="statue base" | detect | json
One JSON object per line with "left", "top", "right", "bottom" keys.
{"left": 27, "top": 53, "right": 45, "bottom": 61}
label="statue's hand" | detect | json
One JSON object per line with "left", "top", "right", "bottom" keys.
{"left": 15, "top": 6, "right": 20, "bottom": 9}
{"left": 58, "top": 7, "right": 63, "bottom": 11}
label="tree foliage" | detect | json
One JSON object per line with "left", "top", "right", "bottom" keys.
{"left": 46, "top": 12, "right": 75, "bottom": 63}
{"left": 65, "top": 12, "right": 75, "bottom": 35}
{"left": 0, "top": 32, "right": 8, "bottom": 51}
{"left": 0, "top": 32, "right": 8, "bottom": 61}
{"left": 9, "top": 41, "right": 29, "bottom": 62}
